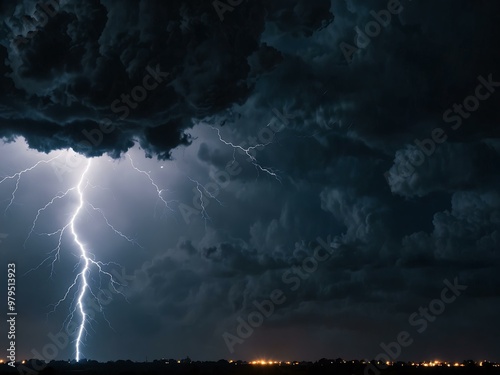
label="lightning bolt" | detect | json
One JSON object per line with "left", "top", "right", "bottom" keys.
{"left": 43, "top": 159, "right": 131, "bottom": 361}
{"left": 71, "top": 159, "right": 92, "bottom": 362}
{"left": 210, "top": 126, "right": 282, "bottom": 183}
{"left": 2, "top": 152, "right": 141, "bottom": 361}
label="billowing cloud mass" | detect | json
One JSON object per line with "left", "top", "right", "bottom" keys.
{"left": 1, "top": 0, "right": 500, "bottom": 364}
{"left": 0, "top": 0, "right": 332, "bottom": 158}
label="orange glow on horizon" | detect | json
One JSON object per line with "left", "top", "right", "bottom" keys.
{"left": 250, "top": 359, "right": 281, "bottom": 365}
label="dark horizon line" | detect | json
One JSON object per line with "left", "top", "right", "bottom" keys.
{"left": 5, "top": 358, "right": 499, "bottom": 366}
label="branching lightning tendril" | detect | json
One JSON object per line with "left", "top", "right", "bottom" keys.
{"left": 186, "top": 175, "right": 224, "bottom": 229}
{"left": 210, "top": 126, "right": 282, "bottom": 183}
{"left": 0, "top": 153, "right": 63, "bottom": 214}
{"left": 127, "top": 155, "right": 177, "bottom": 217}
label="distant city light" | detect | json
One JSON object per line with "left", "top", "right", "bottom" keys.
{"left": 250, "top": 359, "right": 281, "bottom": 365}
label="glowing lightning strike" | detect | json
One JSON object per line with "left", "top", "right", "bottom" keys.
{"left": 45, "top": 159, "right": 130, "bottom": 361}
{"left": 23, "top": 167, "right": 142, "bottom": 278}
{"left": 71, "top": 159, "right": 92, "bottom": 362}
{"left": 3, "top": 153, "right": 142, "bottom": 362}
{"left": 210, "top": 126, "right": 282, "bottom": 183}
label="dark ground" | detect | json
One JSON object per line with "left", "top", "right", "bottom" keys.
{"left": 1, "top": 360, "right": 500, "bottom": 375}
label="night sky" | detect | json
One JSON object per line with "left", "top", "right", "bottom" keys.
{"left": 1, "top": 0, "right": 500, "bottom": 364}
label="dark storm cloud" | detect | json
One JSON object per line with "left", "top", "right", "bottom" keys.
{"left": 0, "top": 0, "right": 333, "bottom": 159}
